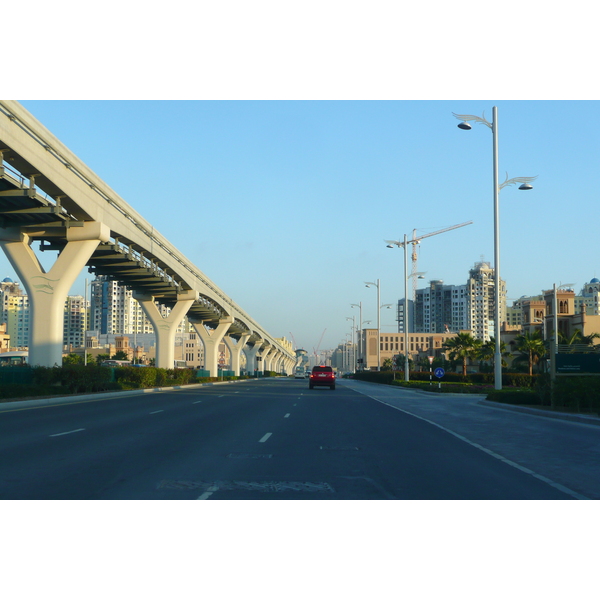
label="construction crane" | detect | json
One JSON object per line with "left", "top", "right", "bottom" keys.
{"left": 386, "top": 220, "right": 473, "bottom": 302}
{"left": 312, "top": 329, "right": 326, "bottom": 364}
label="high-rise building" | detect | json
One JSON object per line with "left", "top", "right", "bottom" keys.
{"left": 414, "top": 279, "right": 469, "bottom": 334}
{"left": 409, "top": 262, "right": 505, "bottom": 341}
{"left": 467, "top": 261, "right": 506, "bottom": 342}
{"left": 90, "top": 275, "right": 176, "bottom": 336}
{"left": 1, "top": 277, "right": 92, "bottom": 350}
{"left": 396, "top": 298, "right": 413, "bottom": 334}
{"left": 63, "top": 295, "right": 89, "bottom": 350}
{"left": 0, "top": 278, "right": 29, "bottom": 349}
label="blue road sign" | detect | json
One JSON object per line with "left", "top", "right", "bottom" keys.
{"left": 434, "top": 367, "right": 445, "bottom": 379}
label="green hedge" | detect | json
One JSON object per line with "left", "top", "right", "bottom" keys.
{"left": 0, "top": 365, "right": 251, "bottom": 403}
{"left": 485, "top": 389, "right": 542, "bottom": 405}
{"left": 0, "top": 383, "right": 67, "bottom": 401}
{"left": 551, "top": 377, "right": 600, "bottom": 413}
{"left": 391, "top": 380, "right": 494, "bottom": 394}
{"left": 353, "top": 370, "right": 538, "bottom": 388}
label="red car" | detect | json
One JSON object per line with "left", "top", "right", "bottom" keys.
{"left": 309, "top": 365, "right": 336, "bottom": 390}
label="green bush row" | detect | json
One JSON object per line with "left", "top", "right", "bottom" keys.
{"left": 0, "top": 365, "right": 252, "bottom": 402}
{"left": 352, "top": 370, "right": 538, "bottom": 389}
{"left": 484, "top": 389, "right": 542, "bottom": 405}
{"left": 390, "top": 380, "right": 494, "bottom": 394}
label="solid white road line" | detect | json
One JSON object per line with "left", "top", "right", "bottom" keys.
{"left": 369, "top": 394, "right": 589, "bottom": 501}
{"left": 259, "top": 432, "right": 272, "bottom": 443}
{"left": 49, "top": 428, "right": 85, "bottom": 437}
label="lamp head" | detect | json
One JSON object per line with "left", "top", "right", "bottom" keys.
{"left": 457, "top": 121, "right": 472, "bottom": 130}
{"left": 518, "top": 183, "right": 533, "bottom": 190}
{"left": 386, "top": 244, "right": 394, "bottom": 248}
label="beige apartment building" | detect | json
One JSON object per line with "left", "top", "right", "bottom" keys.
{"left": 359, "top": 328, "right": 460, "bottom": 370}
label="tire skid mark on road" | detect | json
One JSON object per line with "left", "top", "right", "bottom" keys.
{"left": 368, "top": 394, "right": 589, "bottom": 500}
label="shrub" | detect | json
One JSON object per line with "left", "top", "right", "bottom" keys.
{"left": 552, "top": 377, "right": 600, "bottom": 413}
{"left": 0, "top": 384, "right": 66, "bottom": 400}
{"left": 485, "top": 389, "right": 542, "bottom": 405}
{"left": 56, "top": 365, "right": 113, "bottom": 393}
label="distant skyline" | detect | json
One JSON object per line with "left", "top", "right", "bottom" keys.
{"left": 2, "top": 100, "right": 599, "bottom": 352}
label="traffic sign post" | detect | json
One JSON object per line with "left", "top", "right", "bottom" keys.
{"left": 434, "top": 367, "right": 445, "bottom": 390}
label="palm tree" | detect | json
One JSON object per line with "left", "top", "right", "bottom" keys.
{"left": 442, "top": 333, "right": 481, "bottom": 376}
{"left": 514, "top": 330, "right": 546, "bottom": 376}
{"left": 479, "top": 337, "right": 509, "bottom": 370}
{"left": 558, "top": 328, "right": 600, "bottom": 349}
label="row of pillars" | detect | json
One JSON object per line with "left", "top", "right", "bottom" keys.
{"left": 0, "top": 224, "right": 295, "bottom": 374}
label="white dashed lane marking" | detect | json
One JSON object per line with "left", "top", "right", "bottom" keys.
{"left": 259, "top": 433, "right": 272, "bottom": 443}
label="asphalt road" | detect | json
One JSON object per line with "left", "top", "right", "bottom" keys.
{"left": 0, "top": 378, "right": 586, "bottom": 499}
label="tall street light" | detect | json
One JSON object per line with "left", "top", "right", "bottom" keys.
{"left": 365, "top": 279, "right": 380, "bottom": 370}
{"left": 346, "top": 316, "right": 356, "bottom": 372}
{"left": 453, "top": 107, "right": 537, "bottom": 390}
{"left": 351, "top": 302, "right": 363, "bottom": 370}
{"left": 385, "top": 236, "right": 424, "bottom": 381}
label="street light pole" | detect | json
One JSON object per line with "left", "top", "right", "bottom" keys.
{"left": 384, "top": 234, "right": 410, "bottom": 381}
{"left": 491, "top": 106, "right": 502, "bottom": 391}
{"left": 351, "top": 302, "right": 362, "bottom": 370}
{"left": 403, "top": 233, "right": 409, "bottom": 381}
{"left": 453, "top": 107, "right": 537, "bottom": 390}
{"left": 346, "top": 316, "right": 356, "bottom": 372}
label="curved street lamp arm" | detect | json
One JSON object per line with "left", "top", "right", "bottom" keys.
{"left": 498, "top": 172, "right": 538, "bottom": 190}
{"left": 452, "top": 111, "right": 493, "bottom": 129}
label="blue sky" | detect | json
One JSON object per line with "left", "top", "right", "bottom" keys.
{"left": 4, "top": 100, "right": 599, "bottom": 353}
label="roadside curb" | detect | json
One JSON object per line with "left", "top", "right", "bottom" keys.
{"left": 0, "top": 378, "right": 261, "bottom": 412}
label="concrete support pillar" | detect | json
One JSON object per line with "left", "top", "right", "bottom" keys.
{"left": 192, "top": 316, "right": 235, "bottom": 377}
{"left": 272, "top": 351, "right": 282, "bottom": 373}
{"left": 223, "top": 333, "right": 250, "bottom": 376}
{"left": 261, "top": 345, "right": 273, "bottom": 373}
{"left": 244, "top": 342, "right": 261, "bottom": 376}
{"left": 133, "top": 290, "right": 197, "bottom": 369}
{"left": 0, "top": 223, "right": 109, "bottom": 367}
